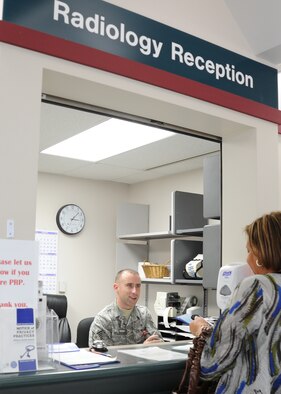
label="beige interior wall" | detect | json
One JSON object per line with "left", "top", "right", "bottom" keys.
{"left": 36, "top": 173, "right": 128, "bottom": 338}
{"left": 0, "top": 44, "right": 42, "bottom": 240}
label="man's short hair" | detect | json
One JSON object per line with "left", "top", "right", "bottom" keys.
{"left": 115, "top": 269, "right": 140, "bottom": 282}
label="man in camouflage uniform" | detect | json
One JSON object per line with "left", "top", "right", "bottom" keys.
{"left": 89, "top": 269, "right": 163, "bottom": 346}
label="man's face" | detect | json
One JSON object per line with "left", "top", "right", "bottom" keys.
{"left": 114, "top": 271, "right": 141, "bottom": 310}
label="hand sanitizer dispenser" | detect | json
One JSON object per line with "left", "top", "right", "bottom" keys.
{"left": 217, "top": 263, "right": 253, "bottom": 311}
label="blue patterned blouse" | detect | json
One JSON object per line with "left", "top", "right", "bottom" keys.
{"left": 200, "top": 274, "right": 281, "bottom": 393}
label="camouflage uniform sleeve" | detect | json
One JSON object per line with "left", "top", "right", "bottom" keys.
{"left": 88, "top": 312, "right": 115, "bottom": 347}
{"left": 143, "top": 307, "right": 163, "bottom": 339}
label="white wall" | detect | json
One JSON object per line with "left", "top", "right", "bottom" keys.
{"left": 36, "top": 173, "right": 128, "bottom": 338}
{"left": 0, "top": 44, "right": 42, "bottom": 239}
{"left": 222, "top": 123, "right": 279, "bottom": 264}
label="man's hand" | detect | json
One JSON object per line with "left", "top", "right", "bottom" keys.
{"left": 144, "top": 334, "right": 163, "bottom": 344}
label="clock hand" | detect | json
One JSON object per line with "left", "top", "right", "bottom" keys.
{"left": 71, "top": 213, "right": 79, "bottom": 221}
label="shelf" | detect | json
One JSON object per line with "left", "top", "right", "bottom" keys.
{"left": 116, "top": 193, "right": 215, "bottom": 288}
{"left": 175, "top": 279, "right": 203, "bottom": 285}
{"left": 119, "top": 231, "right": 173, "bottom": 240}
{"left": 141, "top": 277, "right": 172, "bottom": 284}
{"left": 119, "top": 228, "right": 203, "bottom": 241}
{"left": 142, "top": 278, "right": 203, "bottom": 285}
{"left": 175, "top": 228, "right": 204, "bottom": 236}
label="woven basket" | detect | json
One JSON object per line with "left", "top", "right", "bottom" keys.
{"left": 142, "top": 263, "right": 170, "bottom": 278}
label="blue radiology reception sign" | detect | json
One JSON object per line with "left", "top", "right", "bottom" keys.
{"left": 2, "top": 0, "right": 278, "bottom": 108}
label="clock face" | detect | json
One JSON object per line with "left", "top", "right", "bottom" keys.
{"left": 56, "top": 204, "right": 85, "bottom": 235}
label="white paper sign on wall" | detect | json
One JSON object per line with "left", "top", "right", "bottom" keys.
{"left": 0, "top": 239, "right": 39, "bottom": 308}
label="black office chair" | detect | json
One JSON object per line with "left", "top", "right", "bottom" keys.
{"left": 45, "top": 294, "right": 72, "bottom": 343}
{"left": 76, "top": 317, "right": 95, "bottom": 348}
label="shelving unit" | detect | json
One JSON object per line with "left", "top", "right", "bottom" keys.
{"left": 116, "top": 191, "right": 206, "bottom": 284}
{"left": 116, "top": 153, "right": 221, "bottom": 341}
{"left": 115, "top": 153, "right": 221, "bottom": 341}
{"left": 116, "top": 152, "right": 221, "bottom": 288}
{"left": 202, "top": 152, "right": 221, "bottom": 290}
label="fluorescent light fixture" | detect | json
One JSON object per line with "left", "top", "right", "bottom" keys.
{"left": 42, "top": 118, "right": 174, "bottom": 162}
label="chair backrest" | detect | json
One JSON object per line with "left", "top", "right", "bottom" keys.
{"left": 76, "top": 317, "right": 95, "bottom": 348}
{"left": 45, "top": 294, "right": 72, "bottom": 343}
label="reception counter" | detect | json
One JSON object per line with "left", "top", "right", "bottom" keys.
{"left": 0, "top": 341, "right": 191, "bottom": 394}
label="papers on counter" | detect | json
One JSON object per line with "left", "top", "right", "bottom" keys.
{"left": 175, "top": 325, "right": 191, "bottom": 333}
{"left": 49, "top": 342, "right": 80, "bottom": 353}
{"left": 118, "top": 346, "right": 187, "bottom": 361}
{"left": 51, "top": 348, "right": 118, "bottom": 369}
{"left": 172, "top": 343, "right": 193, "bottom": 352}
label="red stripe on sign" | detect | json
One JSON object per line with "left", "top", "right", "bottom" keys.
{"left": 0, "top": 20, "right": 281, "bottom": 129}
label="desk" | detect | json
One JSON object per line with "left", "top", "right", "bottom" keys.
{"left": 0, "top": 341, "right": 190, "bottom": 394}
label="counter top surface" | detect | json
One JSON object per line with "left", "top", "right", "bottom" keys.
{"left": 0, "top": 340, "right": 191, "bottom": 389}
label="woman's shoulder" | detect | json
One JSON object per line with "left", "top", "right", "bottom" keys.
{"left": 254, "top": 273, "right": 281, "bottom": 284}
{"left": 240, "top": 273, "right": 281, "bottom": 290}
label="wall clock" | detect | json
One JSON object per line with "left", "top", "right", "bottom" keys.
{"left": 56, "top": 204, "right": 85, "bottom": 235}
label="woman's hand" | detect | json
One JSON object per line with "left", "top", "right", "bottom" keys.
{"left": 189, "top": 316, "right": 211, "bottom": 337}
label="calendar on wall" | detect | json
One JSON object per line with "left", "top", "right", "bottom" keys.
{"left": 35, "top": 229, "right": 58, "bottom": 294}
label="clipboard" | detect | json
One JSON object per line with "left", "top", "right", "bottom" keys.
{"left": 65, "top": 363, "right": 101, "bottom": 370}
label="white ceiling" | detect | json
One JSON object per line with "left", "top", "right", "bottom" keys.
{"left": 39, "top": 1, "right": 281, "bottom": 184}
{"left": 225, "top": 0, "right": 281, "bottom": 69}
{"left": 38, "top": 102, "right": 220, "bottom": 184}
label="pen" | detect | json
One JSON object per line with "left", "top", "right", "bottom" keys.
{"left": 151, "top": 331, "right": 164, "bottom": 341}
{"left": 97, "top": 352, "right": 114, "bottom": 358}
{"left": 90, "top": 350, "right": 114, "bottom": 358}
